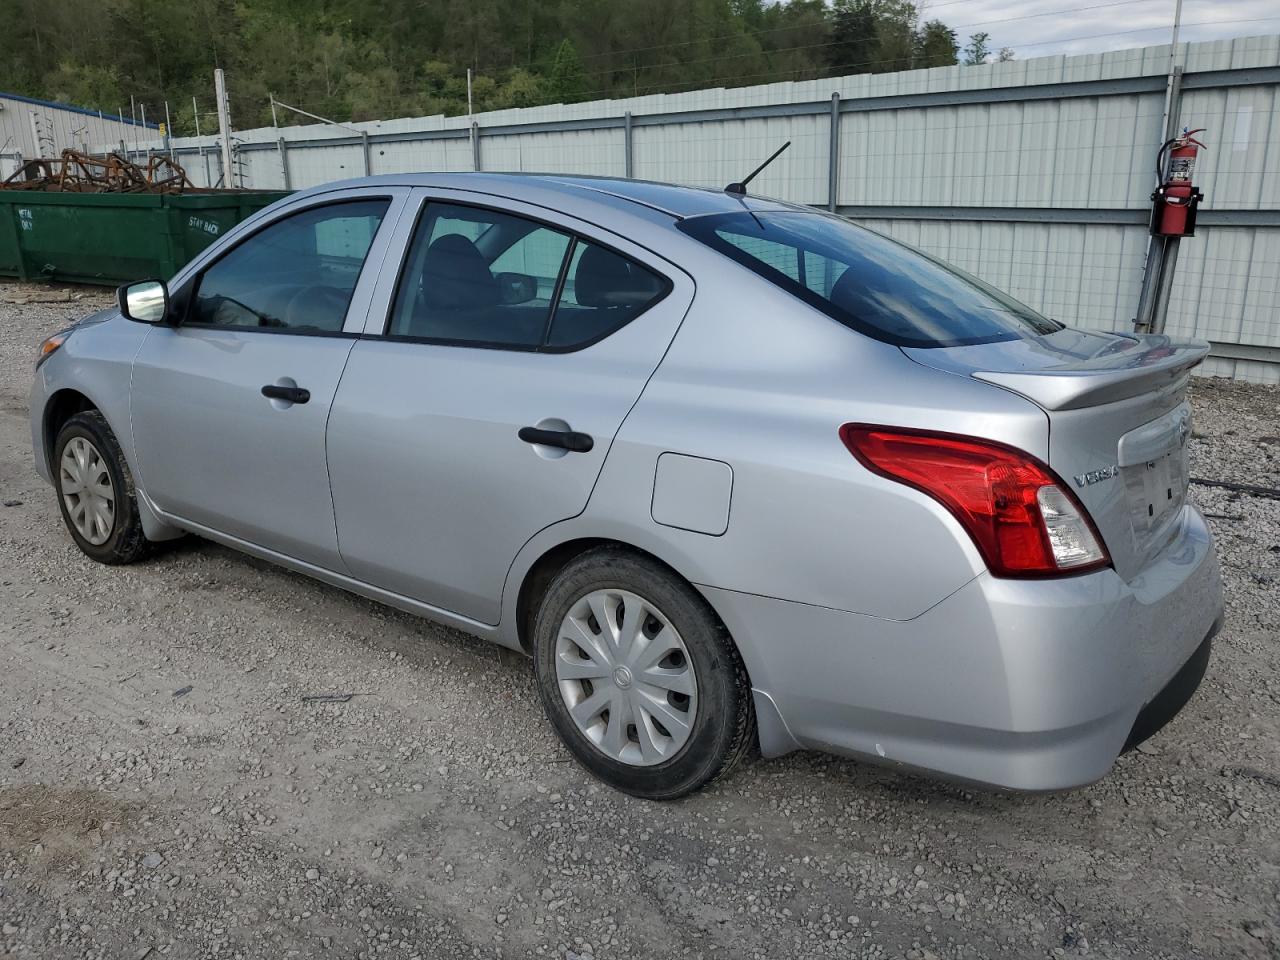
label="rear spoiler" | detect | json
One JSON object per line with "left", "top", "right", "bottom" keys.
{"left": 974, "top": 337, "right": 1210, "bottom": 411}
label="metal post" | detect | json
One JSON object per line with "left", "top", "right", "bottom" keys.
{"left": 467, "top": 67, "right": 476, "bottom": 172}
{"left": 828, "top": 92, "right": 841, "bottom": 213}
{"left": 27, "top": 113, "right": 42, "bottom": 159}
{"left": 278, "top": 137, "right": 291, "bottom": 189}
{"left": 214, "top": 68, "right": 235, "bottom": 188}
{"left": 1134, "top": 237, "right": 1168, "bottom": 334}
{"left": 361, "top": 131, "right": 372, "bottom": 176}
{"left": 624, "top": 111, "right": 633, "bottom": 178}
{"left": 193, "top": 97, "right": 201, "bottom": 138}
{"left": 163, "top": 101, "right": 174, "bottom": 159}
{"left": 1134, "top": 66, "right": 1184, "bottom": 334}
{"left": 1150, "top": 235, "right": 1181, "bottom": 335}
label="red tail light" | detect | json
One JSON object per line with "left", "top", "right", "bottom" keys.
{"left": 840, "top": 424, "right": 1109, "bottom": 578}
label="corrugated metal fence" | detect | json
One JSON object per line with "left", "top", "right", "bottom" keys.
{"left": 137, "top": 36, "right": 1280, "bottom": 381}
{"left": 1, "top": 93, "right": 156, "bottom": 170}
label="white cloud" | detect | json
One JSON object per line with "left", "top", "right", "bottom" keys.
{"left": 924, "top": 0, "right": 1280, "bottom": 59}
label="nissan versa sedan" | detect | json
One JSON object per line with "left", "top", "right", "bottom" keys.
{"left": 31, "top": 173, "right": 1223, "bottom": 799}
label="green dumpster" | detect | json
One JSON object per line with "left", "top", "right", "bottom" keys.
{"left": 0, "top": 190, "right": 290, "bottom": 286}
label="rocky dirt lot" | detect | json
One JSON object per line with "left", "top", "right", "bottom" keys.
{"left": 0, "top": 282, "right": 1277, "bottom": 960}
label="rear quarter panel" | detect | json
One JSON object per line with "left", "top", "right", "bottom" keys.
{"left": 514, "top": 263, "right": 1053, "bottom": 624}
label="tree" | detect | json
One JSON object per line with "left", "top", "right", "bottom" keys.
{"left": 914, "top": 20, "right": 958, "bottom": 68}
{"left": 0, "top": 0, "right": 972, "bottom": 136}
{"left": 547, "top": 38, "right": 587, "bottom": 103}
{"left": 997, "top": 46, "right": 1016, "bottom": 62}
{"left": 963, "top": 32, "right": 991, "bottom": 66}
{"left": 874, "top": 0, "right": 920, "bottom": 74}
{"left": 828, "top": 0, "right": 880, "bottom": 74}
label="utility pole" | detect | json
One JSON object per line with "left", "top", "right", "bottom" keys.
{"left": 1134, "top": 0, "right": 1186, "bottom": 334}
{"left": 1158, "top": 0, "right": 1184, "bottom": 140}
{"left": 467, "top": 68, "right": 478, "bottom": 172}
{"left": 214, "top": 68, "right": 235, "bottom": 188}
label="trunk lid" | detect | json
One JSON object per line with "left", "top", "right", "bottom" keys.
{"left": 904, "top": 329, "right": 1208, "bottom": 581}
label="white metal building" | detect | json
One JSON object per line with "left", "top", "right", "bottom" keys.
{"left": 0, "top": 92, "right": 157, "bottom": 178}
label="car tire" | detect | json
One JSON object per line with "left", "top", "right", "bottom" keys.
{"left": 53, "top": 410, "right": 151, "bottom": 565}
{"left": 533, "top": 546, "right": 755, "bottom": 800}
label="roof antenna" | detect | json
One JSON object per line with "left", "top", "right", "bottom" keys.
{"left": 725, "top": 141, "right": 791, "bottom": 195}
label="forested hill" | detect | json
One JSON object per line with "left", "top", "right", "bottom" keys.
{"left": 1, "top": 0, "right": 987, "bottom": 136}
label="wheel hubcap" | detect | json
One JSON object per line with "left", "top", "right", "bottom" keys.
{"left": 554, "top": 589, "right": 698, "bottom": 767}
{"left": 59, "top": 436, "right": 115, "bottom": 546}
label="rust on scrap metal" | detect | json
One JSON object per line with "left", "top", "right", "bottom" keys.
{"left": 0, "top": 149, "right": 195, "bottom": 194}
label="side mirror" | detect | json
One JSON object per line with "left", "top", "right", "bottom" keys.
{"left": 118, "top": 279, "right": 169, "bottom": 324}
{"left": 495, "top": 272, "right": 538, "bottom": 306}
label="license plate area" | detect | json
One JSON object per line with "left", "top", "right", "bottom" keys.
{"left": 1123, "top": 447, "right": 1188, "bottom": 544}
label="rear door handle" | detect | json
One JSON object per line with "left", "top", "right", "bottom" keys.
{"left": 518, "top": 426, "right": 594, "bottom": 453}
{"left": 261, "top": 384, "right": 310, "bottom": 404}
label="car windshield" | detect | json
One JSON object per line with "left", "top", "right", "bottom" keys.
{"left": 678, "top": 210, "right": 1062, "bottom": 348}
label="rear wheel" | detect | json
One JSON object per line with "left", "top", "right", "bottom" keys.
{"left": 532, "top": 547, "right": 754, "bottom": 799}
{"left": 54, "top": 411, "right": 150, "bottom": 565}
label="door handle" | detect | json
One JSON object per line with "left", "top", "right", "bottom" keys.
{"left": 261, "top": 384, "right": 310, "bottom": 404}
{"left": 518, "top": 426, "right": 594, "bottom": 453}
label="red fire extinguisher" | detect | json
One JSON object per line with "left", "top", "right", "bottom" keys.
{"left": 1150, "top": 128, "right": 1206, "bottom": 238}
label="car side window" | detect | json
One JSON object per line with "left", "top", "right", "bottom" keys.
{"left": 188, "top": 199, "right": 389, "bottom": 334}
{"left": 546, "top": 240, "right": 667, "bottom": 348}
{"left": 388, "top": 202, "right": 670, "bottom": 351}
{"left": 388, "top": 204, "right": 572, "bottom": 348}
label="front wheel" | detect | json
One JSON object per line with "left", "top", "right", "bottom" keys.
{"left": 53, "top": 411, "right": 151, "bottom": 565}
{"left": 532, "top": 547, "right": 755, "bottom": 800}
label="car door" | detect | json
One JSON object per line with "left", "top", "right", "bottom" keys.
{"left": 130, "top": 188, "right": 408, "bottom": 569}
{"left": 326, "top": 190, "right": 694, "bottom": 624}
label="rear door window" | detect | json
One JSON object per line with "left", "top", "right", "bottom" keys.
{"left": 387, "top": 202, "right": 669, "bottom": 350}
{"left": 678, "top": 211, "right": 1062, "bottom": 348}
{"left": 546, "top": 241, "right": 667, "bottom": 348}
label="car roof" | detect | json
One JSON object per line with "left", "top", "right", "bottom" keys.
{"left": 299, "top": 172, "right": 806, "bottom": 221}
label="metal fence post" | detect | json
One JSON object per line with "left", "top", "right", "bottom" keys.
{"left": 361, "top": 131, "right": 372, "bottom": 176}
{"left": 1149, "top": 237, "right": 1182, "bottom": 335}
{"left": 471, "top": 121, "right": 481, "bottom": 172}
{"left": 828, "top": 93, "right": 841, "bottom": 213}
{"left": 624, "top": 111, "right": 634, "bottom": 179}
{"left": 278, "top": 138, "right": 292, "bottom": 190}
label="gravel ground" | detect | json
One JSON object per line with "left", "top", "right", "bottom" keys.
{"left": 1, "top": 281, "right": 1278, "bottom": 960}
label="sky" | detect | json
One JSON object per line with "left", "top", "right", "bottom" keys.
{"left": 925, "top": 0, "right": 1280, "bottom": 59}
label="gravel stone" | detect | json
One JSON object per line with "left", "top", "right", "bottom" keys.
{"left": 0, "top": 282, "right": 1277, "bottom": 959}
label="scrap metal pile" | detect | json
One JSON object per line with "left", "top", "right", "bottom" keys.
{"left": 0, "top": 149, "right": 194, "bottom": 193}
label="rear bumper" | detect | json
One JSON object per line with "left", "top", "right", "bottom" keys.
{"left": 702, "top": 504, "right": 1223, "bottom": 791}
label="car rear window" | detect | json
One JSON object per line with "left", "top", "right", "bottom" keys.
{"left": 677, "top": 211, "right": 1062, "bottom": 348}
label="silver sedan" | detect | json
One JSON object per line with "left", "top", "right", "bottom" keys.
{"left": 30, "top": 174, "right": 1223, "bottom": 798}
